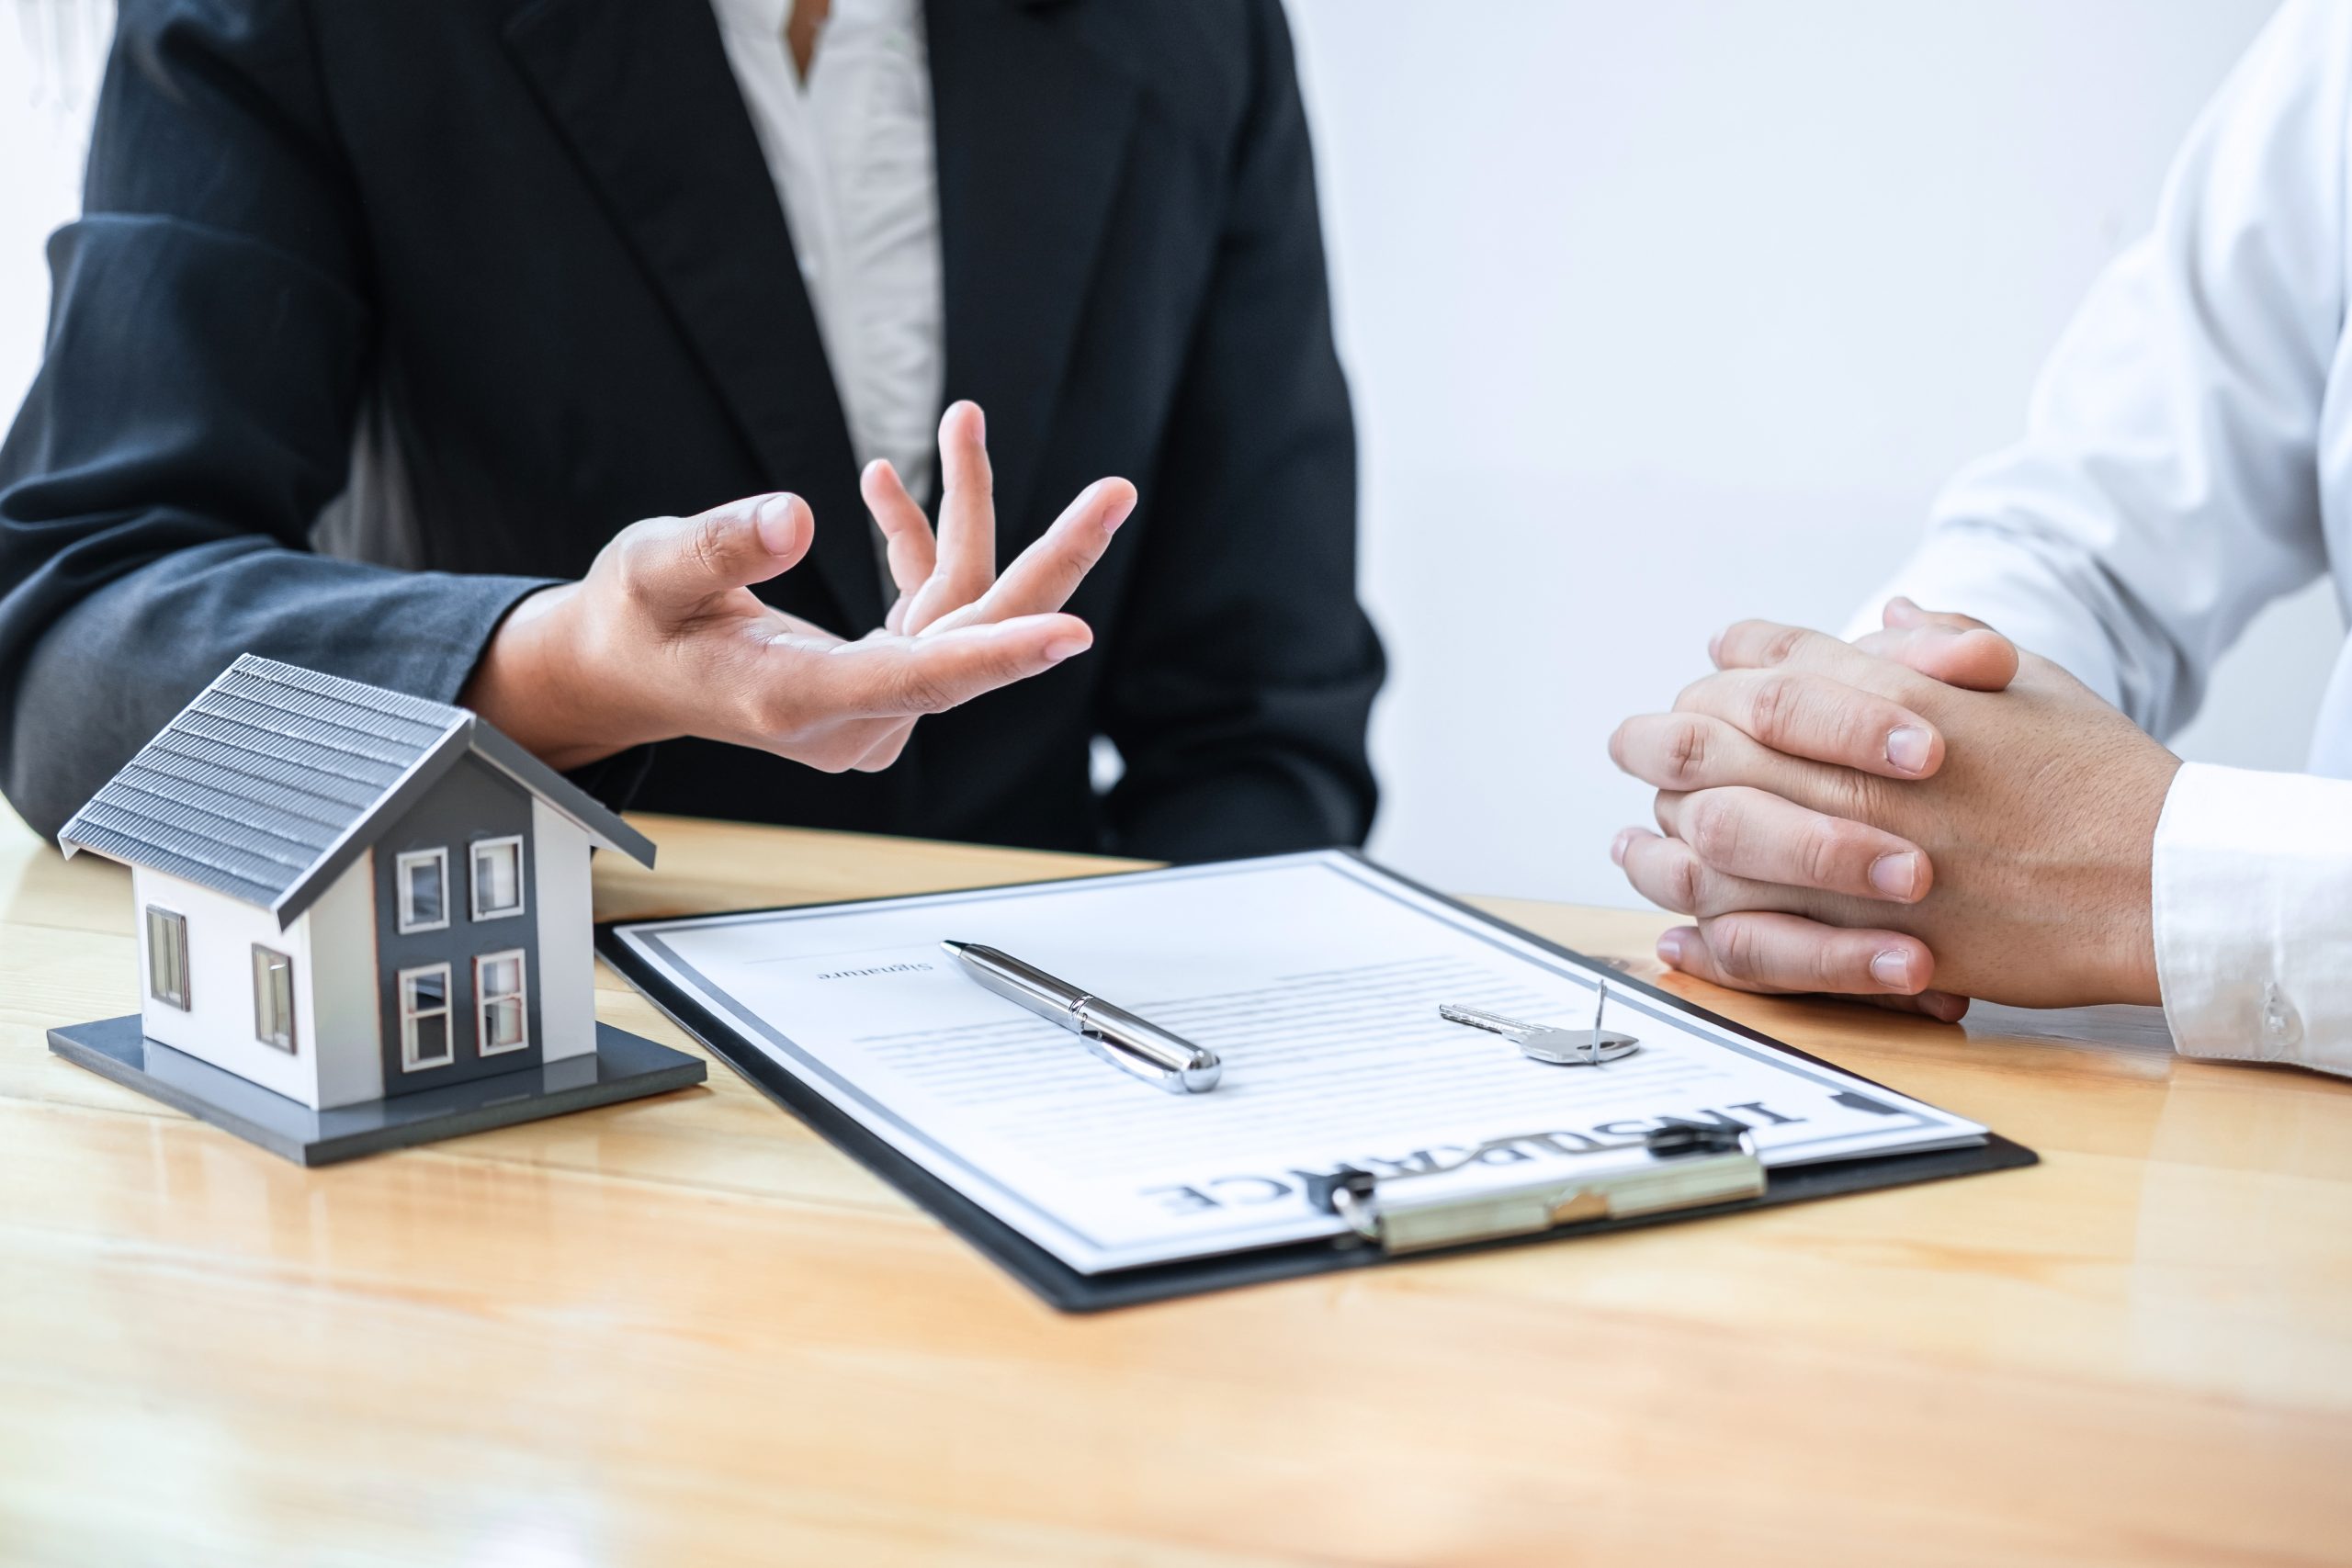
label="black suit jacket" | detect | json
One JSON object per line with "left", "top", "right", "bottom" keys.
{"left": 0, "top": 0, "right": 1382, "bottom": 859}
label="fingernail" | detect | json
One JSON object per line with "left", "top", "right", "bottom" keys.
{"left": 755, "top": 493, "right": 801, "bottom": 554}
{"left": 1657, "top": 930, "right": 1685, "bottom": 964}
{"left": 1706, "top": 630, "right": 1724, "bottom": 664}
{"left": 1885, "top": 726, "right": 1932, "bottom": 773}
{"left": 1869, "top": 851, "right": 1921, "bottom": 899}
{"left": 1045, "top": 637, "right": 1091, "bottom": 662}
{"left": 1610, "top": 829, "right": 1634, "bottom": 866}
{"left": 1870, "top": 949, "right": 1916, "bottom": 989}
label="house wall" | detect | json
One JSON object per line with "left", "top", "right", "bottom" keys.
{"left": 531, "top": 801, "right": 596, "bottom": 1064}
{"left": 370, "top": 755, "right": 544, "bottom": 1097}
{"left": 306, "top": 854, "right": 385, "bottom": 1108}
{"left": 135, "top": 866, "right": 315, "bottom": 1104}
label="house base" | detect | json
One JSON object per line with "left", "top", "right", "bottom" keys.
{"left": 49, "top": 1015, "right": 707, "bottom": 1167}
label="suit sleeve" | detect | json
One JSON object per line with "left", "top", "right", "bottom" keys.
{"left": 1099, "top": 0, "right": 1384, "bottom": 861}
{"left": 0, "top": 0, "right": 550, "bottom": 840}
{"left": 1844, "top": 0, "right": 2345, "bottom": 738}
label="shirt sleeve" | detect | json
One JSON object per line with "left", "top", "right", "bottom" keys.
{"left": 2152, "top": 762, "right": 2352, "bottom": 1077}
{"left": 1846, "top": 0, "right": 2347, "bottom": 735}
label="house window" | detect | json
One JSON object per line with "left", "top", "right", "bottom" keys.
{"left": 469, "top": 836, "right": 525, "bottom": 922}
{"left": 399, "top": 964, "right": 454, "bottom": 1070}
{"left": 396, "top": 848, "right": 449, "bottom": 933}
{"left": 251, "top": 945, "right": 296, "bottom": 1053}
{"left": 475, "top": 950, "right": 529, "bottom": 1055}
{"left": 145, "top": 907, "right": 189, "bottom": 1010}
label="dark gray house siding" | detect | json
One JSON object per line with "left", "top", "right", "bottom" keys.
{"left": 372, "top": 756, "right": 544, "bottom": 1097}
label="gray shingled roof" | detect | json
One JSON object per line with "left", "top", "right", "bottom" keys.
{"left": 60, "top": 655, "right": 654, "bottom": 926}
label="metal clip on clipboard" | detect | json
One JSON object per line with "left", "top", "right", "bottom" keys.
{"left": 1305, "top": 1124, "right": 1768, "bottom": 1256}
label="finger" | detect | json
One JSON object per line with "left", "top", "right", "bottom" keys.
{"left": 1852, "top": 599, "right": 2020, "bottom": 692}
{"left": 850, "top": 718, "right": 916, "bottom": 773}
{"left": 1657, "top": 914, "right": 1937, "bottom": 998}
{"left": 928, "top": 400, "right": 995, "bottom": 604}
{"left": 1612, "top": 710, "right": 1892, "bottom": 799}
{"left": 920, "top": 477, "right": 1136, "bottom": 635}
{"left": 1668, "top": 668, "right": 1944, "bottom": 778}
{"left": 1856, "top": 989, "right": 1973, "bottom": 1023}
{"left": 861, "top": 459, "right": 937, "bottom": 602}
{"left": 617, "top": 492, "right": 812, "bottom": 609}
{"left": 1708, "top": 618, "right": 1947, "bottom": 712}
{"left": 1613, "top": 826, "right": 1815, "bottom": 919}
{"left": 1648, "top": 785, "right": 1929, "bottom": 902}
{"left": 805, "top": 613, "right": 1092, "bottom": 718}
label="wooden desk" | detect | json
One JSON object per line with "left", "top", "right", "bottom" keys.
{"left": 5, "top": 806, "right": 2348, "bottom": 1566}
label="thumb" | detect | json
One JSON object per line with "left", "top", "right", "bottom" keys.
{"left": 1856, "top": 597, "right": 2020, "bottom": 692}
{"left": 620, "top": 492, "right": 813, "bottom": 610}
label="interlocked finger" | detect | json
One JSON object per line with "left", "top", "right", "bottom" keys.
{"left": 1657, "top": 911, "right": 1938, "bottom": 998}
{"left": 1709, "top": 617, "right": 1943, "bottom": 709}
{"left": 1670, "top": 668, "right": 1943, "bottom": 779}
{"left": 1613, "top": 826, "right": 1819, "bottom": 919}
{"left": 1649, "top": 786, "right": 1930, "bottom": 903}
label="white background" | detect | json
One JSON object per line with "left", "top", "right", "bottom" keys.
{"left": 2, "top": 0, "right": 2338, "bottom": 906}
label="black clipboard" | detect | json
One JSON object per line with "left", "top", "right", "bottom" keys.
{"left": 595, "top": 852, "right": 2038, "bottom": 1312}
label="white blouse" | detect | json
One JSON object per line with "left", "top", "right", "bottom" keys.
{"left": 708, "top": 0, "right": 946, "bottom": 511}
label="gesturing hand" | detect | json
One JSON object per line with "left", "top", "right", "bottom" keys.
{"left": 1606, "top": 599, "right": 2183, "bottom": 1016}
{"left": 464, "top": 400, "right": 1136, "bottom": 775}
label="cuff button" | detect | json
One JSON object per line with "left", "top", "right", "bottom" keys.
{"left": 2260, "top": 983, "right": 2304, "bottom": 1049}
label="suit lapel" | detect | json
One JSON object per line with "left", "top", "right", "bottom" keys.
{"left": 503, "top": 0, "right": 884, "bottom": 630}
{"left": 926, "top": 0, "right": 1139, "bottom": 547}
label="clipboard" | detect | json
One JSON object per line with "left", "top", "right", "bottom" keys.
{"left": 596, "top": 852, "right": 2037, "bottom": 1312}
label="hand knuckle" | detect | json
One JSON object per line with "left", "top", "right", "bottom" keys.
{"left": 1760, "top": 626, "right": 1807, "bottom": 666}
{"left": 1666, "top": 847, "right": 1707, "bottom": 913}
{"left": 746, "top": 692, "right": 799, "bottom": 740}
{"left": 1685, "top": 794, "right": 1741, "bottom": 865}
{"left": 1814, "top": 939, "right": 1862, "bottom": 990}
{"left": 1837, "top": 702, "right": 1890, "bottom": 763}
{"left": 611, "top": 521, "right": 669, "bottom": 598}
{"left": 689, "top": 513, "right": 731, "bottom": 577}
{"left": 895, "top": 665, "right": 953, "bottom": 713}
{"left": 1800, "top": 820, "right": 1852, "bottom": 888}
{"left": 1745, "top": 674, "right": 1797, "bottom": 744}
{"left": 1710, "top": 917, "right": 1760, "bottom": 980}
{"left": 1666, "top": 716, "right": 1710, "bottom": 787}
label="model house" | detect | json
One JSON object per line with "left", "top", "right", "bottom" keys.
{"left": 58, "top": 655, "right": 658, "bottom": 1111}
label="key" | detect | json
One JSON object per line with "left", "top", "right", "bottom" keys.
{"left": 1439, "top": 980, "right": 1643, "bottom": 1066}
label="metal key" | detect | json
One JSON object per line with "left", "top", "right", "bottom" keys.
{"left": 1439, "top": 979, "right": 1643, "bottom": 1066}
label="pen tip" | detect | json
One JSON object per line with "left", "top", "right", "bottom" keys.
{"left": 940, "top": 940, "right": 968, "bottom": 955}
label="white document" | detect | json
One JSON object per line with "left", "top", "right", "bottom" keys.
{"left": 611, "top": 852, "right": 1985, "bottom": 1274}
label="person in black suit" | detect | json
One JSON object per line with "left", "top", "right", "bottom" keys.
{"left": 0, "top": 0, "right": 1382, "bottom": 862}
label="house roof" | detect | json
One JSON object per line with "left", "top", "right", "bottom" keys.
{"left": 59, "top": 656, "right": 656, "bottom": 927}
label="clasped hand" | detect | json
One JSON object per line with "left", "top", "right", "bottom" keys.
{"left": 1608, "top": 599, "right": 2184, "bottom": 1018}
{"left": 467, "top": 401, "right": 1134, "bottom": 774}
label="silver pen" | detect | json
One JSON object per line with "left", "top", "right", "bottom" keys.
{"left": 941, "top": 941, "right": 1222, "bottom": 1094}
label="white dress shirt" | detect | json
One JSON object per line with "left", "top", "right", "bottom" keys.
{"left": 1851, "top": 0, "right": 2352, "bottom": 1077}
{"left": 709, "top": 0, "right": 945, "bottom": 517}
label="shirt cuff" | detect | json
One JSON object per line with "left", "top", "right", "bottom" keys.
{"left": 2151, "top": 762, "right": 2352, "bottom": 1077}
